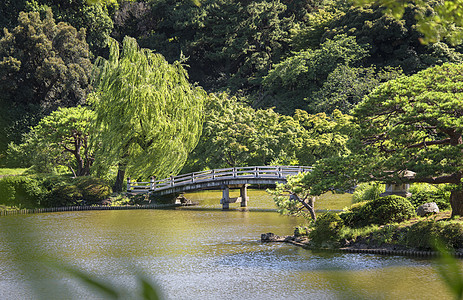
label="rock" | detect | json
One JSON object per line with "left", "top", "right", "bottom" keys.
{"left": 261, "top": 232, "right": 285, "bottom": 242}
{"left": 177, "top": 195, "right": 193, "bottom": 205}
{"left": 416, "top": 202, "right": 439, "bottom": 217}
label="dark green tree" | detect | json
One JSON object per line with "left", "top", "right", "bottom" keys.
{"left": 281, "top": 63, "right": 463, "bottom": 217}
{"left": 354, "top": 0, "right": 463, "bottom": 45}
{"left": 27, "top": 0, "right": 114, "bottom": 57}
{"left": 262, "top": 34, "right": 369, "bottom": 114}
{"left": 0, "top": 9, "right": 92, "bottom": 155}
{"left": 321, "top": 4, "right": 463, "bottom": 74}
{"left": 312, "top": 66, "right": 403, "bottom": 113}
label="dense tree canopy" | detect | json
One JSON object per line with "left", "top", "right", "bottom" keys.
{"left": 281, "top": 63, "right": 463, "bottom": 217}
{"left": 183, "top": 93, "right": 352, "bottom": 172}
{"left": 0, "top": 9, "right": 92, "bottom": 155}
{"left": 91, "top": 37, "right": 207, "bottom": 191}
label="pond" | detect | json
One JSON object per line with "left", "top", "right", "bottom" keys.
{"left": 0, "top": 190, "right": 455, "bottom": 299}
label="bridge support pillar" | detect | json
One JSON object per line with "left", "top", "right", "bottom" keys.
{"left": 240, "top": 184, "right": 249, "bottom": 207}
{"left": 221, "top": 186, "right": 230, "bottom": 210}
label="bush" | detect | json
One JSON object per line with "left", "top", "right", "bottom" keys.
{"left": 309, "top": 212, "right": 344, "bottom": 246}
{"left": 339, "top": 201, "right": 370, "bottom": 227}
{"left": 408, "top": 183, "right": 450, "bottom": 210}
{"left": 42, "top": 183, "right": 83, "bottom": 207}
{"left": 340, "top": 195, "right": 415, "bottom": 227}
{"left": 352, "top": 182, "right": 383, "bottom": 203}
{"left": 43, "top": 176, "right": 112, "bottom": 206}
{"left": 369, "top": 195, "right": 416, "bottom": 225}
{"left": 0, "top": 175, "right": 47, "bottom": 208}
{"left": 406, "top": 221, "right": 463, "bottom": 250}
{"left": 73, "top": 176, "right": 112, "bottom": 204}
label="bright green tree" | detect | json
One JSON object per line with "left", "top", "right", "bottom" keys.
{"left": 184, "top": 93, "right": 352, "bottom": 172}
{"left": 91, "top": 36, "right": 207, "bottom": 192}
{"left": 7, "top": 106, "right": 96, "bottom": 176}
{"left": 183, "top": 93, "right": 302, "bottom": 170}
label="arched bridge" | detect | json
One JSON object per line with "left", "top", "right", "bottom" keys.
{"left": 127, "top": 166, "right": 312, "bottom": 209}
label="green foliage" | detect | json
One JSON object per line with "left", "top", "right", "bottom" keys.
{"left": 187, "top": 93, "right": 353, "bottom": 172}
{"left": 341, "top": 196, "right": 415, "bottom": 227}
{"left": 41, "top": 175, "right": 111, "bottom": 207}
{"left": 352, "top": 182, "right": 383, "bottom": 203}
{"left": 368, "top": 195, "right": 416, "bottom": 225}
{"left": 409, "top": 183, "right": 451, "bottom": 210}
{"left": 91, "top": 37, "right": 207, "bottom": 185}
{"left": 309, "top": 212, "right": 344, "bottom": 246}
{"left": 294, "top": 226, "right": 310, "bottom": 237}
{"left": 185, "top": 93, "right": 301, "bottom": 170}
{"left": 406, "top": 220, "right": 463, "bottom": 250}
{"left": 0, "top": 168, "right": 27, "bottom": 176}
{"left": 7, "top": 106, "right": 96, "bottom": 176}
{"left": 312, "top": 66, "right": 403, "bottom": 113}
{"left": 325, "top": 4, "right": 463, "bottom": 73}
{"left": 132, "top": 0, "right": 296, "bottom": 93}
{"left": 272, "top": 173, "right": 313, "bottom": 218}
{"left": 352, "top": 63, "right": 463, "bottom": 213}
{"left": 29, "top": 0, "right": 115, "bottom": 56}
{"left": 434, "top": 241, "right": 463, "bottom": 299}
{"left": 354, "top": 0, "right": 463, "bottom": 45}
{"left": 0, "top": 8, "right": 92, "bottom": 155}
{"left": 0, "top": 175, "right": 47, "bottom": 208}
{"left": 293, "top": 109, "right": 353, "bottom": 166}
{"left": 262, "top": 34, "right": 369, "bottom": 113}
{"left": 339, "top": 201, "right": 370, "bottom": 228}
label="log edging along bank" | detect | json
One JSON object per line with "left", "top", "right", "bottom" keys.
{"left": 0, "top": 203, "right": 181, "bottom": 216}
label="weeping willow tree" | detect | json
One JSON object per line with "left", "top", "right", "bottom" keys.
{"left": 91, "top": 36, "right": 206, "bottom": 191}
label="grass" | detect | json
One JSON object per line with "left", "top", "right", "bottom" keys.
{"left": 0, "top": 168, "right": 28, "bottom": 176}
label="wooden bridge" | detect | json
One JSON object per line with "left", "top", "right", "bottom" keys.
{"left": 127, "top": 166, "right": 312, "bottom": 209}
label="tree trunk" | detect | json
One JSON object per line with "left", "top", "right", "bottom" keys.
{"left": 113, "top": 168, "right": 126, "bottom": 193}
{"left": 450, "top": 189, "right": 463, "bottom": 217}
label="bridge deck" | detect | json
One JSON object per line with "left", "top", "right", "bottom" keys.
{"left": 127, "top": 166, "right": 312, "bottom": 196}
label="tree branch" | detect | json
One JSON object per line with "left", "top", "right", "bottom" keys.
{"left": 407, "top": 138, "right": 451, "bottom": 149}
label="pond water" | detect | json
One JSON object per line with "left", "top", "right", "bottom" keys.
{"left": 0, "top": 190, "right": 455, "bottom": 299}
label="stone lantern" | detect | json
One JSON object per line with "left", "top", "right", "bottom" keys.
{"left": 380, "top": 170, "right": 416, "bottom": 197}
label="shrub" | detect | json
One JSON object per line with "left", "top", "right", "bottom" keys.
{"left": 74, "top": 176, "right": 112, "bottom": 204}
{"left": 0, "top": 175, "right": 47, "bottom": 208}
{"left": 352, "top": 182, "right": 383, "bottom": 203}
{"left": 339, "top": 201, "right": 370, "bottom": 227}
{"left": 309, "top": 212, "right": 344, "bottom": 246}
{"left": 340, "top": 195, "right": 415, "bottom": 227}
{"left": 369, "top": 195, "right": 416, "bottom": 225}
{"left": 408, "top": 183, "right": 450, "bottom": 210}
{"left": 42, "top": 175, "right": 111, "bottom": 207}
{"left": 406, "top": 221, "right": 463, "bottom": 250}
{"left": 42, "top": 183, "right": 83, "bottom": 207}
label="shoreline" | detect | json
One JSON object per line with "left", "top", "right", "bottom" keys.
{"left": 0, "top": 203, "right": 184, "bottom": 216}
{"left": 261, "top": 233, "right": 463, "bottom": 258}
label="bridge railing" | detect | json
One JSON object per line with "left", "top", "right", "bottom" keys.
{"left": 127, "top": 165, "right": 312, "bottom": 193}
